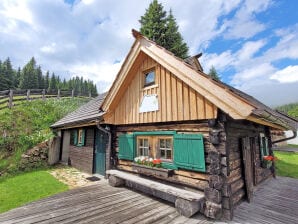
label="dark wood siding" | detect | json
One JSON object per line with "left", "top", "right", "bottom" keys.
{"left": 222, "top": 119, "right": 272, "bottom": 220}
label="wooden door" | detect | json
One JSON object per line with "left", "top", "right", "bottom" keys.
{"left": 241, "top": 137, "right": 254, "bottom": 202}
{"left": 94, "top": 130, "right": 107, "bottom": 176}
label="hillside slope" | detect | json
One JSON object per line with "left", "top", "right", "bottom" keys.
{"left": 0, "top": 98, "right": 90, "bottom": 176}
{"left": 276, "top": 102, "right": 298, "bottom": 119}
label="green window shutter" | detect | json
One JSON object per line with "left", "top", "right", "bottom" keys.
{"left": 173, "top": 134, "right": 206, "bottom": 172}
{"left": 73, "top": 130, "right": 78, "bottom": 145}
{"left": 118, "top": 134, "right": 135, "bottom": 161}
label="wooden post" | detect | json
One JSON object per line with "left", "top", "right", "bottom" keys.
{"left": 8, "top": 89, "right": 13, "bottom": 109}
{"left": 89, "top": 91, "right": 91, "bottom": 98}
{"left": 26, "top": 89, "right": 30, "bottom": 101}
{"left": 57, "top": 89, "right": 60, "bottom": 99}
{"left": 42, "top": 89, "right": 46, "bottom": 101}
{"left": 72, "top": 89, "right": 74, "bottom": 98}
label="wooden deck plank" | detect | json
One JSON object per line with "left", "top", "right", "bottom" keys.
{"left": 0, "top": 177, "right": 297, "bottom": 223}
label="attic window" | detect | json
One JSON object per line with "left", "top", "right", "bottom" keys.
{"left": 144, "top": 70, "right": 155, "bottom": 87}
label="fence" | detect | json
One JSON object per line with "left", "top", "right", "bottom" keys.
{"left": 0, "top": 89, "right": 93, "bottom": 110}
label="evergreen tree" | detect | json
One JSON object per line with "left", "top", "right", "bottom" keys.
{"left": 36, "top": 66, "right": 43, "bottom": 88}
{"left": 164, "top": 10, "right": 189, "bottom": 59}
{"left": 49, "top": 72, "right": 57, "bottom": 91}
{"left": 208, "top": 66, "right": 220, "bottom": 81}
{"left": 20, "top": 57, "right": 37, "bottom": 89}
{"left": 1, "top": 58, "right": 14, "bottom": 89}
{"left": 139, "top": 0, "right": 189, "bottom": 59}
{"left": 44, "top": 71, "right": 50, "bottom": 90}
{"left": 140, "top": 0, "right": 167, "bottom": 46}
{"left": 14, "top": 67, "right": 21, "bottom": 88}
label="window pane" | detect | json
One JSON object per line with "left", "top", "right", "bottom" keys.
{"left": 145, "top": 71, "right": 155, "bottom": 85}
{"left": 160, "top": 139, "right": 165, "bottom": 148}
{"left": 166, "top": 150, "right": 172, "bottom": 159}
{"left": 144, "top": 139, "right": 149, "bottom": 147}
{"left": 166, "top": 139, "right": 171, "bottom": 148}
{"left": 139, "top": 139, "right": 143, "bottom": 147}
{"left": 160, "top": 150, "right": 165, "bottom": 159}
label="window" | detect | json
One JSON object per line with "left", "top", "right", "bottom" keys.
{"left": 138, "top": 138, "right": 150, "bottom": 156}
{"left": 72, "top": 128, "right": 85, "bottom": 147}
{"left": 260, "top": 133, "right": 269, "bottom": 160}
{"left": 117, "top": 132, "right": 206, "bottom": 172}
{"left": 144, "top": 70, "right": 155, "bottom": 86}
{"left": 159, "top": 138, "right": 172, "bottom": 160}
{"left": 78, "top": 129, "right": 84, "bottom": 146}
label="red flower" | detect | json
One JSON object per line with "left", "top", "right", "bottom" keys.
{"left": 153, "top": 159, "right": 161, "bottom": 164}
{"left": 263, "top": 155, "right": 277, "bottom": 161}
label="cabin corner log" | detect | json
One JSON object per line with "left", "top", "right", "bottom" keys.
{"left": 204, "top": 201, "right": 222, "bottom": 219}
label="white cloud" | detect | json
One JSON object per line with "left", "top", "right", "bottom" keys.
{"left": 221, "top": 0, "right": 271, "bottom": 39}
{"left": 40, "top": 43, "right": 57, "bottom": 54}
{"left": 270, "top": 66, "right": 298, "bottom": 83}
{"left": 236, "top": 40, "right": 266, "bottom": 61}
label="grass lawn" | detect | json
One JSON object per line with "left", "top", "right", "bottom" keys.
{"left": 0, "top": 170, "right": 68, "bottom": 213}
{"left": 274, "top": 151, "right": 298, "bottom": 178}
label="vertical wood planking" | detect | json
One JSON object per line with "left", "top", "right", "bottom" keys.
{"left": 196, "top": 92, "right": 205, "bottom": 119}
{"left": 176, "top": 78, "right": 183, "bottom": 121}
{"left": 189, "top": 88, "right": 197, "bottom": 120}
{"left": 183, "top": 83, "right": 190, "bottom": 120}
{"left": 104, "top": 54, "right": 218, "bottom": 125}
{"left": 156, "top": 65, "right": 162, "bottom": 122}
{"left": 205, "top": 99, "right": 214, "bottom": 119}
{"left": 161, "top": 67, "right": 166, "bottom": 121}
{"left": 171, "top": 74, "right": 178, "bottom": 121}
{"left": 166, "top": 70, "right": 172, "bottom": 121}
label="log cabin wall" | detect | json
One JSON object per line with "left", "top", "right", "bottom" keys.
{"left": 69, "top": 128, "right": 95, "bottom": 174}
{"left": 104, "top": 53, "right": 218, "bottom": 125}
{"left": 112, "top": 121, "right": 211, "bottom": 191}
{"left": 222, "top": 118, "right": 272, "bottom": 220}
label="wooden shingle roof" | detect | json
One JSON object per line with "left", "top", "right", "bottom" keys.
{"left": 51, "top": 93, "right": 106, "bottom": 129}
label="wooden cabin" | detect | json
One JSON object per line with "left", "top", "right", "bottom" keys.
{"left": 52, "top": 30, "right": 298, "bottom": 220}
{"left": 51, "top": 93, "right": 109, "bottom": 176}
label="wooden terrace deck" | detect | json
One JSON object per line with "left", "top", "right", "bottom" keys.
{"left": 0, "top": 180, "right": 210, "bottom": 224}
{"left": 0, "top": 176, "right": 297, "bottom": 223}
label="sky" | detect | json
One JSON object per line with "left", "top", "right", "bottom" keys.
{"left": 0, "top": 0, "right": 297, "bottom": 107}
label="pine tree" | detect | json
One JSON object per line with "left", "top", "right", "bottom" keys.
{"left": 19, "top": 57, "right": 37, "bottom": 89}
{"left": 14, "top": 67, "right": 21, "bottom": 88}
{"left": 49, "top": 72, "right": 57, "bottom": 91}
{"left": 208, "top": 66, "right": 220, "bottom": 81}
{"left": 45, "top": 71, "right": 50, "bottom": 90}
{"left": 36, "top": 66, "right": 43, "bottom": 88}
{"left": 1, "top": 58, "right": 14, "bottom": 89}
{"left": 164, "top": 10, "right": 189, "bottom": 59}
{"left": 139, "top": 0, "right": 189, "bottom": 59}
{"left": 140, "top": 0, "right": 167, "bottom": 46}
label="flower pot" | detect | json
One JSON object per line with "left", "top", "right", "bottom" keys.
{"left": 132, "top": 163, "right": 173, "bottom": 178}
{"left": 262, "top": 160, "right": 272, "bottom": 168}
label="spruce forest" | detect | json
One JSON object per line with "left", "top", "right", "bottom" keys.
{"left": 0, "top": 57, "right": 98, "bottom": 96}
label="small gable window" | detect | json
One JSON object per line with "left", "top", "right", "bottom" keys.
{"left": 144, "top": 70, "right": 155, "bottom": 87}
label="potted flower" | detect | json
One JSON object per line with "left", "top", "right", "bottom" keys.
{"left": 132, "top": 157, "right": 173, "bottom": 178}
{"left": 262, "top": 155, "right": 277, "bottom": 168}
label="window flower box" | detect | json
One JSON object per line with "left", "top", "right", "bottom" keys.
{"left": 261, "top": 155, "right": 277, "bottom": 168}
{"left": 132, "top": 163, "right": 173, "bottom": 178}
{"left": 261, "top": 160, "right": 272, "bottom": 168}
